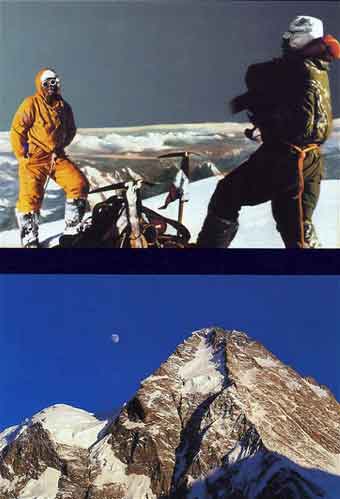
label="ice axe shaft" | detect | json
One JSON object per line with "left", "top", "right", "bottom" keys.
{"left": 90, "top": 178, "right": 157, "bottom": 194}
{"left": 158, "top": 151, "right": 199, "bottom": 233}
{"left": 178, "top": 197, "right": 185, "bottom": 225}
{"left": 158, "top": 151, "right": 203, "bottom": 159}
{"left": 42, "top": 152, "right": 57, "bottom": 196}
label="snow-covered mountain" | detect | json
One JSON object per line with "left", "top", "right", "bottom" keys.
{"left": 0, "top": 119, "right": 340, "bottom": 236}
{"left": 1, "top": 328, "right": 340, "bottom": 498}
{"left": 0, "top": 405, "right": 106, "bottom": 499}
{"left": 0, "top": 122, "right": 253, "bottom": 233}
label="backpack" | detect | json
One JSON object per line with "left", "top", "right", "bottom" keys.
{"left": 59, "top": 195, "right": 124, "bottom": 248}
{"left": 231, "top": 58, "right": 295, "bottom": 141}
{"left": 58, "top": 193, "right": 192, "bottom": 248}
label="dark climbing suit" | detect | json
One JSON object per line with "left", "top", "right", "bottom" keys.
{"left": 199, "top": 56, "right": 332, "bottom": 248}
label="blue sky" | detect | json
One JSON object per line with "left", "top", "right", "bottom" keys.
{"left": 0, "top": 275, "right": 339, "bottom": 430}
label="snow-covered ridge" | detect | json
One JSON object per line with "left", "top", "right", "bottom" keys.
{"left": 0, "top": 425, "right": 22, "bottom": 452}
{"left": 0, "top": 121, "right": 253, "bottom": 233}
{"left": 30, "top": 404, "right": 106, "bottom": 448}
{"left": 1, "top": 118, "right": 339, "bottom": 155}
{"left": 0, "top": 404, "right": 110, "bottom": 499}
{"left": 0, "top": 120, "right": 339, "bottom": 242}
{"left": 0, "top": 404, "right": 106, "bottom": 453}
{"left": 0, "top": 121, "right": 249, "bottom": 156}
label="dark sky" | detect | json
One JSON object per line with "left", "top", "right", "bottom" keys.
{"left": 0, "top": 1, "right": 339, "bottom": 130}
{"left": 0, "top": 275, "right": 339, "bottom": 430}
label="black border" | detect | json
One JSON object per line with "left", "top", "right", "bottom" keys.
{"left": 1, "top": 249, "right": 339, "bottom": 274}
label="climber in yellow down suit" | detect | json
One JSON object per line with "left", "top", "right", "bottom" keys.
{"left": 10, "top": 67, "right": 89, "bottom": 247}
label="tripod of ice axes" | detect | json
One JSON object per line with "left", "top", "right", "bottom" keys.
{"left": 158, "top": 151, "right": 203, "bottom": 230}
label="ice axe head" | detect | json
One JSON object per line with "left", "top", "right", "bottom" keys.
{"left": 158, "top": 151, "right": 203, "bottom": 178}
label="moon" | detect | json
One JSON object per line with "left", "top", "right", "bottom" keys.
{"left": 111, "top": 334, "right": 120, "bottom": 344}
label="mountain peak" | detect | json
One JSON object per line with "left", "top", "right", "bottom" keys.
{"left": 1, "top": 327, "right": 340, "bottom": 498}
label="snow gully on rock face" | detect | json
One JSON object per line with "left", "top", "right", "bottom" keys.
{"left": 1, "top": 328, "right": 340, "bottom": 499}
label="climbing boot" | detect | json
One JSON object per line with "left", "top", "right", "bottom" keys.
{"left": 64, "top": 198, "right": 87, "bottom": 235}
{"left": 303, "top": 220, "right": 321, "bottom": 248}
{"left": 196, "top": 212, "right": 239, "bottom": 248}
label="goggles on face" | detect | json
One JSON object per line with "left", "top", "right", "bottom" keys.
{"left": 41, "top": 78, "right": 59, "bottom": 88}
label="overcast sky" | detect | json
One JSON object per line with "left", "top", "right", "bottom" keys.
{"left": 0, "top": 1, "right": 339, "bottom": 130}
{"left": 0, "top": 274, "right": 339, "bottom": 429}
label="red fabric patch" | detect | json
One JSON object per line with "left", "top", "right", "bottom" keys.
{"left": 323, "top": 34, "right": 340, "bottom": 59}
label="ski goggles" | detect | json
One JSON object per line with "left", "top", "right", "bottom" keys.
{"left": 41, "top": 78, "right": 59, "bottom": 88}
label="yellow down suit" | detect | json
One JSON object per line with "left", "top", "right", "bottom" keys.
{"left": 10, "top": 69, "right": 89, "bottom": 214}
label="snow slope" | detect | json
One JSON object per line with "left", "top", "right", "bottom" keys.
{"left": 1, "top": 177, "right": 339, "bottom": 248}
{"left": 0, "top": 404, "right": 106, "bottom": 451}
{"left": 1, "top": 118, "right": 339, "bottom": 248}
{"left": 0, "top": 404, "right": 107, "bottom": 499}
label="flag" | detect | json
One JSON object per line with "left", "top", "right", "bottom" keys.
{"left": 159, "top": 155, "right": 190, "bottom": 210}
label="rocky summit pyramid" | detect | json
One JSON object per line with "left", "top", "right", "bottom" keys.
{"left": 1, "top": 328, "right": 340, "bottom": 499}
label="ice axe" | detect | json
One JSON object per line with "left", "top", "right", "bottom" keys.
{"left": 158, "top": 151, "right": 203, "bottom": 227}
{"left": 42, "top": 152, "right": 57, "bottom": 197}
{"left": 89, "top": 178, "right": 157, "bottom": 194}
